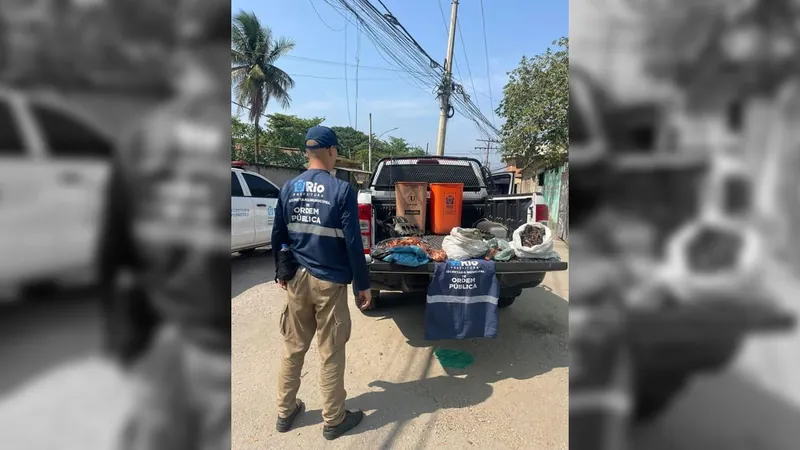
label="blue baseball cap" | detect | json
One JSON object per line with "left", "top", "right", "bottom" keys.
{"left": 305, "top": 126, "right": 339, "bottom": 150}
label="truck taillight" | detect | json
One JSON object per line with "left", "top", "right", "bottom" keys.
{"left": 358, "top": 203, "right": 372, "bottom": 254}
{"left": 535, "top": 204, "right": 549, "bottom": 223}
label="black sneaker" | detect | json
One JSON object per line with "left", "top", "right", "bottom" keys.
{"left": 322, "top": 410, "right": 364, "bottom": 441}
{"left": 276, "top": 400, "right": 305, "bottom": 433}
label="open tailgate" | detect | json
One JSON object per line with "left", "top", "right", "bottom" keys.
{"left": 628, "top": 294, "right": 796, "bottom": 346}
{"left": 369, "top": 234, "right": 567, "bottom": 274}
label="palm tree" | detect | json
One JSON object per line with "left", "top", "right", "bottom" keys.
{"left": 231, "top": 11, "right": 295, "bottom": 163}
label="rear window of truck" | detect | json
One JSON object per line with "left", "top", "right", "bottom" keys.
{"left": 372, "top": 160, "right": 484, "bottom": 191}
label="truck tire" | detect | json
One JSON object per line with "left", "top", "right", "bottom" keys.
{"left": 498, "top": 296, "right": 517, "bottom": 308}
{"left": 634, "top": 374, "right": 687, "bottom": 423}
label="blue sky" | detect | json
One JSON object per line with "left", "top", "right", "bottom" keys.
{"left": 231, "top": 0, "right": 567, "bottom": 170}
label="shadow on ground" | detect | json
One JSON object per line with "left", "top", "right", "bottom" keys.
{"left": 295, "top": 375, "right": 493, "bottom": 435}
{"left": 365, "top": 286, "right": 569, "bottom": 385}
{"left": 633, "top": 368, "right": 800, "bottom": 449}
{"left": 0, "top": 287, "right": 102, "bottom": 397}
{"left": 231, "top": 248, "right": 274, "bottom": 298}
{"left": 286, "top": 286, "right": 568, "bottom": 446}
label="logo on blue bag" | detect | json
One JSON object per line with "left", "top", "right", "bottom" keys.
{"left": 448, "top": 260, "right": 479, "bottom": 267}
{"left": 293, "top": 180, "right": 306, "bottom": 193}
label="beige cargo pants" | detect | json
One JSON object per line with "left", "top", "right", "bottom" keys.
{"left": 120, "top": 325, "right": 231, "bottom": 450}
{"left": 277, "top": 267, "right": 352, "bottom": 426}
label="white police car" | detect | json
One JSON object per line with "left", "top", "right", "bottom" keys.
{"left": 0, "top": 86, "right": 114, "bottom": 300}
{"left": 231, "top": 167, "right": 280, "bottom": 254}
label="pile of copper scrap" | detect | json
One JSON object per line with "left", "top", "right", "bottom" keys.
{"left": 375, "top": 237, "right": 448, "bottom": 262}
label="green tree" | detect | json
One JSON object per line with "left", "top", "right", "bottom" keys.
{"left": 261, "top": 113, "right": 324, "bottom": 168}
{"left": 644, "top": 0, "right": 800, "bottom": 103}
{"left": 496, "top": 37, "right": 568, "bottom": 168}
{"left": 330, "top": 126, "right": 370, "bottom": 159}
{"left": 263, "top": 113, "right": 325, "bottom": 149}
{"left": 231, "top": 11, "right": 295, "bottom": 163}
{"left": 231, "top": 113, "right": 425, "bottom": 169}
{"left": 231, "top": 116, "right": 259, "bottom": 161}
{"left": 385, "top": 137, "right": 425, "bottom": 157}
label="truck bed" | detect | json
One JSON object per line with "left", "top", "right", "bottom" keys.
{"left": 369, "top": 234, "right": 568, "bottom": 274}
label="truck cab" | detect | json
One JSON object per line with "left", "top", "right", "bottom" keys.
{"left": 489, "top": 171, "right": 549, "bottom": 230}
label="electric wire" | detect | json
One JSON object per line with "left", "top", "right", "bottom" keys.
{"left": 309, "top": 0, "right": 345, "bottom": 31}
{"left": 456, "top": 12, "right": 482, "bottom": 113}
{"left": 436, "top": 0, "right": 465, "bottom": 88}
{"left": 479, "top": 0, "right": 496, "bottom": 126}
{"left": 323, "top": 0, "right": 498, "bottom": 138}
{"left": 355, "top": 19, "right": 361, "bottom": 131}
{"left": 344, "top": 19, "right": 352, "bottom": 127}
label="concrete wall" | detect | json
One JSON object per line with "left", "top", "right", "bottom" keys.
{"left": 235, "top": 163, "right": 304, "bottom": 187}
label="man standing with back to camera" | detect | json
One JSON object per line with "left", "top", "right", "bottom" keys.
{"left": 271, "top": 125, "right": 372, "bottom": 440}
{"left": 98, "top": 0, "right": 231, "bottom": 448}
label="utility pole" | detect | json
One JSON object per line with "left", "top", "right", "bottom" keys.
{"left": 426, "top": 142, "right": 429, "bottom": 155}
{"left": 476, "top": 138, "right": 501, "bottom": 168}
{"left": 436, "top": 0, "right": 459, "bottom": 156}
{"left": 368, "top": 113, "right": 373, "bottom": 171}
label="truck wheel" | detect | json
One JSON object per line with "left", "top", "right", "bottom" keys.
{"left": 634, "top": 375, "right": 687, "bottom": 423}
{"left": 498, "top": 296, "right": 517, "bottom": 308}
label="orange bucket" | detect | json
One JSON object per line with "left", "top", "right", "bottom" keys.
{"left": 429, "top": 183, "right": 464, "bottom": 234}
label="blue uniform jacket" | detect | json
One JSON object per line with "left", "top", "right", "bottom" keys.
{"left": 271, "top": 169, "right": 370, "bottom": 292}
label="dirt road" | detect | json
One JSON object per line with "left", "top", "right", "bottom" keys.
{"left": 633, "top": 258, "right": 800, "bottom": 450}
{"left": 232, "top": 242, "right": 570, "bottom": 449}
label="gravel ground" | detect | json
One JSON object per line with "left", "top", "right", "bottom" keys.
{"left": 231, "top": 242, "right": 570, "bottom": 450}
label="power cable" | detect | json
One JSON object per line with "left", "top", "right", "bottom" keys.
{"left": 309, "top": 0, "right": 345, "bottom": 31}
{"left": 344, "top": 19, "right": 352, "bottom": 127}
{"left": 232, "top": 101, "right": 269, "bottom": 119}
{"left": 479, "top": 0, "right": 496, "bottom": 126}
{"left": 290, "top": 73, "right": 395, "bottom": 80}
{"left": 436, "top": 0, "right": 464, "bottom": 82}
{"left": 283, "top": 55, "right": 427, "bottom": 74}
{"left": 456, "top": 14, "right": 481, "bottom": 112}
{"left": 355, "top": 19, "right": 361, "bottom": 131}
{"left": 323, "top": 0, "right": 497, "bottom": 137}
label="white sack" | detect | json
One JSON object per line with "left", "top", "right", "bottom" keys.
{"left": 441, "top": 227, "right": 489, "bottom": 261}
{"left": 511, "top": 222, "right": 559, "bottom": 259}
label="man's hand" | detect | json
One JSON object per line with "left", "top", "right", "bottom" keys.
{"left": 278, "top": 280, "right": 287, "bottom": 290}
{"left": 357, "top": 290, "right": 372, "bottom": 310}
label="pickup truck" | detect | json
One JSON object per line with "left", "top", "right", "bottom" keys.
{"left": 568, "top": 66, "right": 796, "bottom": 425}
{"left": 356, "top": 156, "right": 568, "bottom": 308}
{"left": 231, "top": 167, "right": 280, "bottom": 254}
{"left": 488, "top": 171, "right": 549, "bottom": 231}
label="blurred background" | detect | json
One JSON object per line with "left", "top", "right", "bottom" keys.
{"left": 570, "top": 0, "right": 800, "bottom": 448}
{"left": 0, "top": 1, "right": 180, "bottom": 448}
